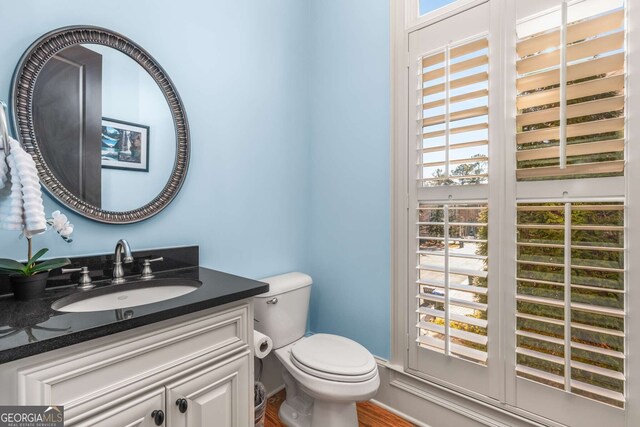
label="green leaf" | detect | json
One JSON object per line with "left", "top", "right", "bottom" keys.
{"left": 31, "top": 258, "right": 71, "bottom": 273}
{"left": 0, "top": 259, "right": 27, "bottom": 272}
{"left": 26, "top": 248, "right": 49, "bottom": 268}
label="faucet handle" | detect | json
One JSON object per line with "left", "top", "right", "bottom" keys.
{"left": 140, "top": 257, "right": 164, "bottom": 280}
{"left": 61, "top": 266, "right": 94, "bottom": 290}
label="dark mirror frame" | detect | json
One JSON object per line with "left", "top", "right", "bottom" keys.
{"left": 10, "top": 26, "right": 190, "bottom": 224}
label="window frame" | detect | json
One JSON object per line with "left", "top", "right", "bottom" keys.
{"left": 392, "top": 0, "right": 640, "bottom": 425}
{"left": 407, "top": 0, "right": 489, "bottom": 31}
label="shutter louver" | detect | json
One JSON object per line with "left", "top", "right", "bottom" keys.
{"left": 417, "top": 203, "right": 489, "bottom": 364}
{"left": 516, "top": 202, "right": 625, "bottom": 408}
{"left": 420, "top": 37, "right": 489, "bottom": 186}
{"left": 515, "top": 6, "right": 625, "bottom": 181}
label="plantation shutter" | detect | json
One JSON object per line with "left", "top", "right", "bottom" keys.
{"left": 513, "top": 0, "right": 627, "bottom": 415}
{"left": 516, "top": 202, "right": 625, "bottom": 407}
{"left": 421, "top": 37, "right": 489, "bottom": 186}
{"left": 417, "top": 203, "right": 489, "bottom": 364}
{"left": 407, "top": 1, "right": 499, "bottom": 397}
{"left": 402, "top": 0, "right": 637, "bottom": 424}
{"left": 515, "top": 6, "right": 625, "bottom": 180}
{"left": 416, "top": 35, "right": 491, "bottom": 366}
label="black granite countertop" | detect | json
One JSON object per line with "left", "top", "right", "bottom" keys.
{"left": 0, "top": 248, "right": 268, "bottom": 364}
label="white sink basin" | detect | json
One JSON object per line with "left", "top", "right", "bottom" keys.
{"left": 52, "top": 278, "right": 201, "bottom": 313}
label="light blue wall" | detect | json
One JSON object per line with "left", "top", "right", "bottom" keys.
{"left": 0, "top": 0, "right": 310, "bottom": 280}
{"left": 306, "top": 0, "right": 391, "bottom": 359}
{"left": 0, "top": 0, "right": 392, "bottom": 359}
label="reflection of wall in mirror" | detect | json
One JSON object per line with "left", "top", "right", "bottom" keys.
{"left": 86, "top": 45, "right": 175, "bottom": 212}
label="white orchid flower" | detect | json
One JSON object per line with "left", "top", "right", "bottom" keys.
{"left": 46, "top": 210, "right": 75, "bottom": 242}
{"left": 52, "top": 212, "right": 69, "bottom": 232}
{"left": 60, "top": 224, "right": 74, "bottom": 238}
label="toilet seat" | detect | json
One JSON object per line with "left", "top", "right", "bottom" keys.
{"left": 290, "top": 334, "right": 378, "bottom": 383}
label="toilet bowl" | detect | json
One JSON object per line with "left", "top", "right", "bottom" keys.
{"left": 276, "top": 337, "right": 380, "bottom": 427}
{"left": 254, "top": 273, "right": 380, "bottom": 427}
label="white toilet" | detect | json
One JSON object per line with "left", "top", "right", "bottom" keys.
{"left": 255, "top": 272, "right": 380, "bottom": 427}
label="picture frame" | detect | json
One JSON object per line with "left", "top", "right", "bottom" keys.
{"left": 101, "top": 117, "right": 150, "bottom": 172}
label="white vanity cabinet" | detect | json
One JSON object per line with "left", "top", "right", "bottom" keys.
{"left": 166, "top": 353, "right": 250, "bottom": 427}
{"left": 0, "top": 301, "right": 255, "bottom": 427}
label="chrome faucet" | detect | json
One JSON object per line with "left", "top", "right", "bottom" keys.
{"left": 112, "top": 239, "right": 134, "bottom": 284}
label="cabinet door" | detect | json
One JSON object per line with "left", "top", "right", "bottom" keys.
{"left": 166, "top": 352, "right": 251, "bottom": 427}
{"left": 72, "top": 389, "right": 165, "bottom": 427}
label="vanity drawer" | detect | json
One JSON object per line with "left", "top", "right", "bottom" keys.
{"left": 18, "top": 303, "right": 250, "bottom": 419}
{"left": 70, "top": 388, "right": 165, "bottom": 427}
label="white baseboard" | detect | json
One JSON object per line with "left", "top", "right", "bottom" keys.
{"left": 267, "top": 384, "right": 285, "bottom": 399}
{"left": 369, "top": 398, "right": 433, "bottom": 427}
{"left": 388, "top": 378, "right": 516, "bottom": 427}
{"left": 373, "top": 360, "right": 560, "bottom": 427}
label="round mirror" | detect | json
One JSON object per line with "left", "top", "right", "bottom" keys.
{"left": 11, "top": 26, "right": 189, "bottom": 223}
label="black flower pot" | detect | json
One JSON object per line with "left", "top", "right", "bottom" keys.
{"left": 9, "top": 272, "right": 50, "bottom": 301}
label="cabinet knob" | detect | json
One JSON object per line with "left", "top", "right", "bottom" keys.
{"left": 176, "top": 398, "right": 188, "bottom": 413}
{"left": 151, "top": 410, "right": 165, "bottom": 426}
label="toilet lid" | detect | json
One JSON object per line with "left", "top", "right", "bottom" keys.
{"left": 290, "top": 334, "right": 377, "bottom": 382}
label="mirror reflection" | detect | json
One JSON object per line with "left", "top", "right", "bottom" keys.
{"left": 33, "top": 44, "right": 176, "bottom": 212}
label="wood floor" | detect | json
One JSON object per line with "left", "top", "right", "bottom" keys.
{"left": 264, "top": 389, "right": 415, "bottom": 427}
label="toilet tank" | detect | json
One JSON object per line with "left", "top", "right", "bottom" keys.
{"left": 254, "top": 272, "right": 312, "bottom": 349}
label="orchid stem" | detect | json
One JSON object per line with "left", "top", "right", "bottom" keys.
{"left": 27, "top": 237, "right": 32, "bottom": 261}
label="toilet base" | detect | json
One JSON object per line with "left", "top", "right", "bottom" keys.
{"left": 279, "top": 398, "right": 311, "bottom": 427}
{"left": 279, "top": 397, "right": 359, "bottom": 427}
{"left": 311, "top": 400, "right": 358, "bottom": 427}
{"left": 279, "top": 370, "right": 359, "bottom": 427}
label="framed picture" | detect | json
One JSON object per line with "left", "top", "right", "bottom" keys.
{"left": 101, "top": 118, "right": 150, "bottom": 172}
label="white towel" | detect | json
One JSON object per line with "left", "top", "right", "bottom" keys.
{"left": 0, "top": 152, "right": 24, "bottom": 231}
{"left": 0, "top": 138, "right": 47, "bottom": 236}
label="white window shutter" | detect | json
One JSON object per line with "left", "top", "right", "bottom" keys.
{"left": 516, "top": 5, "right": 625, "bottom": 180}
